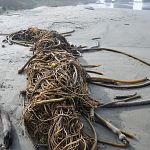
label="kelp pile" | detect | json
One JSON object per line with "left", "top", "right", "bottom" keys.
{"left": 23, "top": 49, "right": 100, "bottom": 149}
{"left": 5, "top": 27, "right": 100, "bottom": 149}
{"left": 3, "top": 27, "right": 150, "bottom": 149}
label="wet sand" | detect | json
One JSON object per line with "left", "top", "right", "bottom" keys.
{"left": 0, "top": 5, "right": 150, "bottom": 150}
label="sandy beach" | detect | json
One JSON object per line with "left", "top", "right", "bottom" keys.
{"left": 0, "top": 4, "right": 150, "bottom": 150}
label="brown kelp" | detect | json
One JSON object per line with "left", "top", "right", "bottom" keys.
{"left": 5, "top": 27, "right": 100, "bottom": 149}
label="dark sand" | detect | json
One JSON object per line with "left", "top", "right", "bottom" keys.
{"left": 0, "top": 4, "right": 150, "bottom": 150}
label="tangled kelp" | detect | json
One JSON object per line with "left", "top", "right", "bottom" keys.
{"left": 4, "top": 27, "right": 150, "bottom": 149}
{"left": 24, "top": 49, "right": 100, "bottom": 149}
{"left": 5, "top": 27, "right": 100, "bottom": 149}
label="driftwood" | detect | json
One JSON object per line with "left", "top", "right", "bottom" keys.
{"left": 0, "top": 110, "right": 12, "bottom": 149}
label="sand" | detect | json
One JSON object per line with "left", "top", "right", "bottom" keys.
{"left": 0, "top": 5, "right": 150, "bottom": 150}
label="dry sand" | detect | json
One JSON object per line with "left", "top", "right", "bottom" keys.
{"left": 0, "top": 5, "right": 150, "bottom": 150}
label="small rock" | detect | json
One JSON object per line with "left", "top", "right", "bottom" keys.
{"left": 124, "top": 23, "right": 130, "bottom": 25}
{"left": 2, "top": 45, "right": 5, "bottom": 48}
{"left": 85, "top": 6, "right": 95, "bottom": 10}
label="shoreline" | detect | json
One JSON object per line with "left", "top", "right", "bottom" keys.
{"left": 0, "top": 0, "right": 97, "bottom": 10}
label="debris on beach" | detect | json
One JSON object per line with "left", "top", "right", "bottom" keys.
{"left": 2, "top": 27, "right": 150, "bottom": 149}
